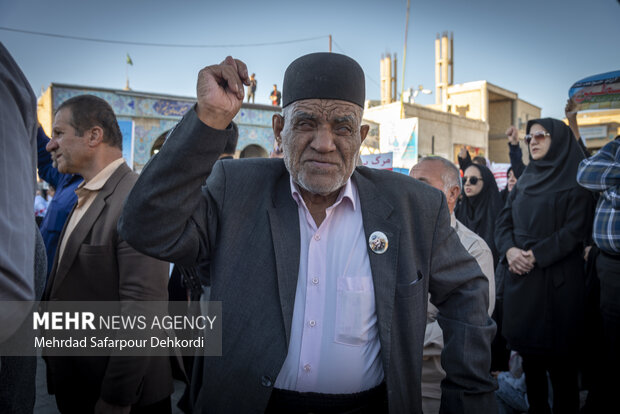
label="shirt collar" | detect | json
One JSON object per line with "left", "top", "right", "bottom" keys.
{"left": 77, "top": 158, "right": 126, "bottom": 192}
{"left": 289, "top": 176, "right": 357, "bottom": 212}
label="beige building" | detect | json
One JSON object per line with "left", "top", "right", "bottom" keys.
{"left": 429, "top": 32, "right": 540, "bottom": 163}
{"left": 364, "top": 33, "right": 541, "bottom": 169}
{"left": 363, "top": 101, "right": 488, "bottom": 165}
{"left": 429, "top": 80, "right": 541, "bottom": 163}
{"left": 566, "top": 109, "right": 620, "bottom": 151}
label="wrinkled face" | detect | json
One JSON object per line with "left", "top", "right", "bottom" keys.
{"left": 463, "top": 165, "right": 483, "bottom": 197}
{"left": 47, "top": 108, "right": 89, "bottom": 174}
{"left": 280, "top": 99, "right": 367, "bottom": 196}
{"left": 507, "top": 169, "right": 517, "bottom": 192}
{"left": 528, "top": 123, "right": 551, "bottom": 160}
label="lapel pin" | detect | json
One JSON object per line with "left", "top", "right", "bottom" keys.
{"left": 369, "top": 231, "right": 388, "bottom": 254}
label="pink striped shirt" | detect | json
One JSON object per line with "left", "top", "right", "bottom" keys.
{"left": 274, "top": 178, "right": 384, "bottom": 393}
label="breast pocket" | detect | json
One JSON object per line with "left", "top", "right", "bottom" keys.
{"left": 396, "top": 270, "right": 425, "bottom": 299}
{"left": 79, "top": 244, "right": 111, "bottom": 255}
{"left": 334, "top": 276, "right": 375, "bottom": 346}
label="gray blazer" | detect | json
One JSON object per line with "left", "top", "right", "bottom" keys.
{"left": 0, "top": 42, "right": 37, "bottom": 344}
{"left": 119, "top": 109, "right": 497, "bottom": 413}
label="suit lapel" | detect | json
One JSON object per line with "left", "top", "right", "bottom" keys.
{"left": 353, "top": 170, "right": 400, "bottom": 377}
{"left": 46, "top": 164, "right": 130, "bottom": 298}
{"left": 267, "top": 172, "right": 300, "bottom": 346}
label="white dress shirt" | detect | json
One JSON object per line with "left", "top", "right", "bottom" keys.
{"left": 274, "top": 178, "right": 384, "bottom": 393}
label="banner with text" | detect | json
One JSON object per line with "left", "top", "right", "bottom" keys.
{"left": 569, "top": 70, "right": 620, "bottom": 111}
{"left": 360, "top": 152, "right": 393, "bottom": 170}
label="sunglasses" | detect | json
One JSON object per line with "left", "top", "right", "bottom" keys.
{"left": 462, "top": 176, "right": 482, "bottom": 185}
{"left": 525, "top": 131, "right": 550, "bottom": 145}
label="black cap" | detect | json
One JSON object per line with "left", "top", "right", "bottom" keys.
{"left": 282, "top": 52, "right": 365, "bottom": 108}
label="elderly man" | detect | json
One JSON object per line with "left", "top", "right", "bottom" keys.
{"left": 43, "top": 95, "right": 175, "bottom": 414}
{"left": 119, "top": 53, "right": 496, "bottom": 413}
{"left": 410, "top": 156, "right": 495, "bottom": 414}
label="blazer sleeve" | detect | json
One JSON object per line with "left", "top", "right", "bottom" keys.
{"left": 118, "top": 107, "right": 236, "bottom": 267}
{"left": 427, "top": 197, "right": 498, "bottom": 413}
{"left": 0, "top": 42, "right": 37, "bottom": 343}
{"left": 99, "top": 238, "right": 171, "bottom": 406}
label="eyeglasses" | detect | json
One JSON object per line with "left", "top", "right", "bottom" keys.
{"left": 525, "top": 131, "right": 550, "bottom": 145}
{"left": 462, "top": 176, "right": 482, "bottom": 185}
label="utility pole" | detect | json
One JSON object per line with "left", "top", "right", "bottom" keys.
{"left": 329, "top": 34, "right": 332, "bottom": 53}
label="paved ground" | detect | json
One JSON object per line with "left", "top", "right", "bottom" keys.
{"left": 34, "top": 358, "right": 185, "bottom": 413}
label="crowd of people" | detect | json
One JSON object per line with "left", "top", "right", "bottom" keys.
{"left": 1, "top": 40, "right": 618, "bottom": 414}
{"left": 427, "top": 102, "right": 618, "bottom": 414}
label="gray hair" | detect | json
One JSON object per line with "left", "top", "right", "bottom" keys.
{"left": 418, "top": 156, "right": 461, "bottom": 193}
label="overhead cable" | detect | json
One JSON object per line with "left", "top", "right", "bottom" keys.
{"left": 0, "top": 27, "right": 327, "bottom": 48}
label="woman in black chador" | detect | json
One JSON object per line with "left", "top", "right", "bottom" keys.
{"left": 500, "top": 166, "right": 518, "bottom": 204}
{"left": 495, "top": 118, "right": 594, "bottom": 413}
{"left": 455, "top": 163, "right": 503, "bottom": 267}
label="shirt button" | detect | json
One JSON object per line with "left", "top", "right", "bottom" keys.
{"left": 314, "top": 234, "right": 320, "bottom": 241}
{"left": 303, "top": 364, "right": 311, "bottom": 372}
{"left": 309, "top": 320, "right": 316, "bottom": 327}
{"left": 311, "top": 277, "right": 319, "bottom": 285}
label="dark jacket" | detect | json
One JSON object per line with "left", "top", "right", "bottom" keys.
{"left": 119, "top": 109, "right": 497, "bottom": 413}
{"left": 495, "top": 184, "right": 594, "bottom": 354}
{"left": 43, "top": 163, "right": 175, "bottom": 408}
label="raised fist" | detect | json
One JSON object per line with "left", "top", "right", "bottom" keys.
{"left": 505, "top": 125, "right": 519, "bottom": 145}
{"left": 196, "top": 56, "right": 250, "bottom": 130}
{"left": 565, "top": 98, "right": 578, "bottom": 119}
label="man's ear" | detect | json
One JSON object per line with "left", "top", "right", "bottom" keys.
{"left": 447, "top": 185, "right": 460, "bottom": 205}
{"left": 272, "top": 114, "right": 284, "bottom": 146}
{"left": 360, "top": 124, "right": 369, "bottom": 143}
{"left": 88, "top": 126, "right": 104, "bottom": 147}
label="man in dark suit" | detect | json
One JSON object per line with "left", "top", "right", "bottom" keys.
{"left": 119, "top": 53, "right": 497, "bottom": 413}
{"left": 43, "top": 94, "right": 175, "bottom": 414}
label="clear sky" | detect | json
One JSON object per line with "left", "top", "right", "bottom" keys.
{"left": 1, "top": 0, "right": 619, "bottom": 120}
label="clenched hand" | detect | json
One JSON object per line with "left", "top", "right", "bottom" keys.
{"left": 196, "top": 56, "right": 250, "bottom": 130}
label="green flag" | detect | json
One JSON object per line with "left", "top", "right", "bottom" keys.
{"left": 126, "top": 54, "right": 133, "bottom": 66}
